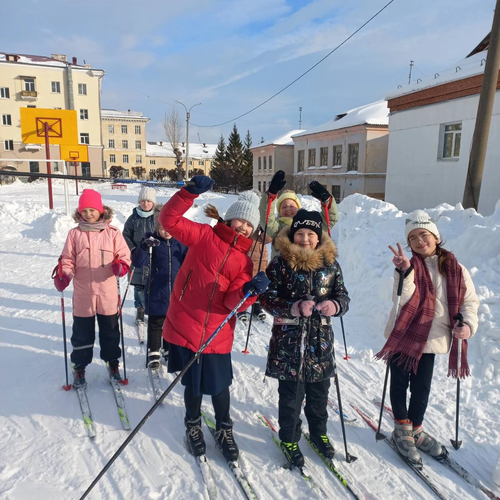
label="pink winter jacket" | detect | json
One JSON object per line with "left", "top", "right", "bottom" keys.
{"left": 60, "top": 207, "right": 131, "bottom": 317}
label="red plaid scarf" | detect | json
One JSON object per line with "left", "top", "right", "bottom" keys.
{"left": 376, "top": 250, "right": 469, "bottom": 379}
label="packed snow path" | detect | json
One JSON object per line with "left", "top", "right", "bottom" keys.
{"left": 0, "top": 180, "right": 499, "bottom": 499}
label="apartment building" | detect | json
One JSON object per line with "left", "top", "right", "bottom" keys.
{"left": 0, "top": 52, "right": 105, "bottom": 177}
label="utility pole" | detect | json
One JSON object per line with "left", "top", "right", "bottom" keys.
{"left": 408, "top": 60, "right": 414, "bottom": 84}
{"left": 463, "top": 1, "right": 500, "bottom": 211}
{"left": 299, "top": 107, "right": 303, "bottom": 129}
{"left": 176, "top": 101, "right": 202, "bottom": 181}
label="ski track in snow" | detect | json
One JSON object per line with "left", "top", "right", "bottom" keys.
{"left": 0, "top": 180, "right": 499, "bottom": 499}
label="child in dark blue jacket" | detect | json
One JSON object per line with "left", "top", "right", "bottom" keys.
{"left": 132, "top": 204, "right": 188, "bottom": 367}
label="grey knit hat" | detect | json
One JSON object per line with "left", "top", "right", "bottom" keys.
{"left": 404, "top": 209, "right": 440, "bottom": 242}
{"left": 138, "top": 186, "right": 156, "bottom": 204}
{"left": 224, "top": 191, "right": 260, "bottom": 235}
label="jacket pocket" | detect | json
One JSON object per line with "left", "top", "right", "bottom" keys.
{"left": 179, "top": 270, "right": 192, "bottom": 302}
{"left": 100, "top": 249, "right": 114, "bottom": 268}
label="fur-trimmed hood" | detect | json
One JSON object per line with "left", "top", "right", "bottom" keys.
{"left": 72, "top": 205, "right": 114, "bottom": 223}
{"left": 274, "top": 226, "right": 337, "bottom": 272}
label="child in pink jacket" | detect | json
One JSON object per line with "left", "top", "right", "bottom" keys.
{"left": 54, "top": 189, "right": 131, "bottom": 388}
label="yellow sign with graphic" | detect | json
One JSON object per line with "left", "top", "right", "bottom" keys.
{"left": 20, "top": 108, "right": 78, "bottom": 145}
{"left": 59, "top": 144, "right": 89, "bottom": 162}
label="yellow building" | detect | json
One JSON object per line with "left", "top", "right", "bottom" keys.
{"left": 101, "top": 109, "right": 150, "bottom": 178}
{"left": 0, "top": 52, "right": 105, "bottom": 177}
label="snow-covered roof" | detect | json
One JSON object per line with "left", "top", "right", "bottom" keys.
{"left": 146, "top": 141, "right": 217, "bottom": 158}
{"left": 0, "top": 52, "right": 102, "bottom": 71}
{"left": 252, "top": 130, "right": 306, "bottom": 148}
{"left": 292, "top": 101, "right": 388, "bottom": 138}
{"left": 386, "top": 49, "right": 489, "bottom": 100}
{"left": 101, "top": 109, "right": 149, "bottom": 120}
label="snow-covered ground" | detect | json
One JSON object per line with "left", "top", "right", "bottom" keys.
{"left": 0, "top": 179, "right": 499, "bottom": 500}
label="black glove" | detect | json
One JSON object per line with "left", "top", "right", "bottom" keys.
{"left": 268, "top": 170, "right": 286, "bottom": 195}
{"left": 140, "top": 236, "right": 161, "bottom": 250}
{"left": 309, "top": 181, "right": 331, "bottom": 203}
{"left": 185, "top": 175, "right": 215, "bottom": 195}
{"left": 243, "top": 271, "right": 271, "bottom": 296}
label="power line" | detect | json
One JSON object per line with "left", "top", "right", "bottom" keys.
{"left": 191, "top": 0, "right": 396, "bottom": 128}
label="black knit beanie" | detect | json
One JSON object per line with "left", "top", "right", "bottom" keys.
{"left": 289, "top": 209, "right": 322, "bottom": 242}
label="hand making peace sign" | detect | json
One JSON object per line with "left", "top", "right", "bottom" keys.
{"left": 389, "top": 242, "right": 411, "bottom": 272}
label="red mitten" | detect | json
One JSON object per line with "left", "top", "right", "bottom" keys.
{"left": 112, "top": 260, "right": 129, "bottom": 277}
{"left": 316, "top": 300, "right": 339, "bottom": 316}
{"left": 54, "top": 273, "right": 70, "bottom": 292}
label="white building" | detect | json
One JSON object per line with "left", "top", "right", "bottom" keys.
{"left": 385, "top": 34, "right": 500, "bottom": 215}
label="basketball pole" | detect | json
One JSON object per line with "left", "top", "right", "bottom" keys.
{"left": 44, "top": 121, "right": 54, "bottom": 209}
{"left": 74, "top": 161, "right": 79, "bottom": 195}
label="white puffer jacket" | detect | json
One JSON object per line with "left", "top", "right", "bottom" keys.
{"left": 384, "top": 255, "right": 479, "bottom": 354}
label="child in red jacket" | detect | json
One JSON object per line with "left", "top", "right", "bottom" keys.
{"left": 159, "top": 176, "right": 269, "bottom": 461}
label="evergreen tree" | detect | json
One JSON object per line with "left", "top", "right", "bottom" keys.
{"left": 240, "top": 130, "right": 253, "bottom": 190}
{"left": 226, "top": 124, "right": 244, "bottom": 192}
{"left": 210, "top": 135, "right": 230, "bottom": 191}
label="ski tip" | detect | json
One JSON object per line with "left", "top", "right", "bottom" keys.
{"left": 119, "top": 378, "right": 129, "bottom": 386}
{"left": 62, "top": 384, "right": 72, "bottom": 391}
{"left": 450, "top": 439, "right": 462, "bottom": 450}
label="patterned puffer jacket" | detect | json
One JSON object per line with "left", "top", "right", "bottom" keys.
{"left": 261, "top": 227, "right": 350, "bottom": 383}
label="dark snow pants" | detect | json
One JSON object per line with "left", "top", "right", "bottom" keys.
{"left": 390, "top": 353, "right": 436, "bottom": 427}
{"left": 184, "top": 385, "right": 230, "bottom": 425}
{"left": 278, "top": 378, "right": 331, "bottom": 442}
{"left": 147, "top": 315, "right": 166, "bottom": 353}
{"left": 70, "top": 314, "right": 121, "bottom": 368}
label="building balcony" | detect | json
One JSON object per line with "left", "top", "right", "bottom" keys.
{"left": 20, "top": 90, "right": 37, "bottom": 99}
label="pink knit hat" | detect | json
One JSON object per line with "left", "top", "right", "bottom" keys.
{"left": 78, "top": 189, "right": 104, "bottom": 213}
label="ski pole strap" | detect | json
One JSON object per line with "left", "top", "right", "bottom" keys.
{"left": 114, "top": 254, "right": 122, "bottom": 278}
{"left": 322, "top": 201, "right": 331, "bottom": 237}
{"left": 266, "top": 193, "right": 274, "bottom": 222}
{"left": 51, "top": 256, "right": 63, "bottom": 279}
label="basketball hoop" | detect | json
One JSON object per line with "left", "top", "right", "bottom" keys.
{"left": 69, "top": 151, "right": 80, "bottom": 161}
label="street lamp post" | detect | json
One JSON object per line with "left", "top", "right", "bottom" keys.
{"left": 176, "top": 101, "right": 201, "bottom": 181}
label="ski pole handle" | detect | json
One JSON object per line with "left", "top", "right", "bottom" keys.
{"left": 453, "top": 313, "right": 464, "bottom": 327}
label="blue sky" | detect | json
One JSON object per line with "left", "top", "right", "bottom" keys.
{"left": 1, "top": 0, "right": 495, "bottom": 145}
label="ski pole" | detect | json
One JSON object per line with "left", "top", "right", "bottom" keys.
{"left": 332, "top": 341, "right": 357, "bottom": 462}
{"left": 376, "top": 269, "right": 404, "bottom": 441}
{"left": 79, "top": 289, "right": 254, "bottom": 500}
{"left": 145, "top": 246, "right": 154, "bottom": 368}
{"left": 118, "top": 267, "right": 135, "bottom": 317}
{"left": 340, "top": 317, "right": 350, "bottom": 361}
{"left": 114, "top": 256, "right": 128, "bottom": 385}
{"left": 451, "top": 312, "right": 464, "bottom": 450}
{"left": 242, "top": 193, "right": 273, "bottom": 354}
{"left": 52, "top": 257, "right": 72, "bottom": 391}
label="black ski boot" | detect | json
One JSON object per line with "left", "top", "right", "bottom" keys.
{"left": 309, "top": 434, "right": 335, "bottom": 459}
{"left": 107, "top": 359, "right": 122, "bottom": 382}
{"left": 72, "top": 364, "right": 87, "bottom": 389}
{"left": 280, "top": 441, "right": 305, "bottom": 467}
{"left": 147, "top": 351, "right": 161, "bottom": 370}
{"left": 185, "top": 417, "right": 206, "bottom": 457}
{"left": 215, "top": 420, "right": 239, "bottom": 461}
{"left": 237, "top": 311, "right": 250, "bottom": 324}
{"left": 253, "top": 301, "right": 267, "bottom": 321}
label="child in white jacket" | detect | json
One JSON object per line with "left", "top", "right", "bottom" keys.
{"left": 376, "top": 210, "right": 479, "bottom": 466}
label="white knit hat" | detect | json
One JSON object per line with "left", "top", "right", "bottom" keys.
{"left": 404, "top": 209, "right": 440, "bottom": 242}
{"left": 138, "top": 186, "right": 156, "bottom": 204}
{"left": 224, "top": 191, "right": 261, "bottom": 235}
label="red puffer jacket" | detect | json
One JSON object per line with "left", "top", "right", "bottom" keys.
{"left": 159, "top": 188, "right": 256, "bottom": 354}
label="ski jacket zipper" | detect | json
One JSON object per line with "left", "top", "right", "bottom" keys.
{"left": 179, "top": 269, "right": 192, "bottom": 301}
{"left": 168, "top": 240, "right": 172, "bottom": 298}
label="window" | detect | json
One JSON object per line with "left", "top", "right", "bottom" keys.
{"left": 108, "top": 124, "right": 114, "bottom": 134}
{"left": 27, "top": 105, "right": 36, "bottom": 108}
{"left": 258, "top": 157, "right": 261, "bottom": 170}
{"left": 51, "top": 81, "right": 61, "bottom": 93}
{"left": 347, "top": 143, "right": 359, "bottom": 171}
{"left": 263, "top": 181, "right": 267, "bottom": 192}
{"left": 123, "top": 169, "right": 129, "bottom": 178}
{"left": 24, "top": 78, "right": 35, "bottom": 91}
{"left": 332, "top": 185, "right": 341, "bottom": 203}
{"left": 108, "top": 139, "right": 115, "bottom": 148}
{"left": 263, "top": 156, "right": 267, "bottom": 170}
{"left": 135, "top": 140, "right": 141, "bottom": 149}
{"left": 0, "top": 87, "right": 10, "bottom": 99}
{"left": 150, "top": 159, "right": 156, "bottom": 165}
{"left": 78, "top": 83, "right": 87, "bottom": 95}
{"left": 4, "top": 140, "right": 14, "bottom": 151}
{"left": 80, "top": 109, "right": 88, "bottom": 120}
{"left": 2, "top": 114, "right": 12, "bottom": 126}
{"left": 80, "top": 133, "right": 90, "bottom": 145}
{"left": 29, "top": 161, "right": 39, "bottom": 173}
{"left": 81, "top": 162, "right": 91, "bottom": 177}
{"left": 135, "top": 125, "right": 141, "bottom": 134}
{"left": 308, "top": 148, "right": 316, "bottom": 167}
{"left": 109, "top": 154, "right": 116, "bottom": 163}
{"left": 122, "top": 140, "right": 128, "bottom": 149}
{"left": 53, "top": 162, "right": 59, "bottom": 173}
{"left": 269, "top": 155, "right": 273, "bottom": 171}
{"left": 198, "top": 160, "right": 204, "bottom": 166}
{"left": 297, "top": 150, "right": 305, "bottom": 172}
{"left": 442, "top": 123, "right": 462, "bottom": 158}
{"left": 333, "top": 145, "right": 342, "bottom": 166}
{"left": 320, "top": 147, "right": 328, "bottom": 166}
{"left": 136, "top": 155, "right": 142, "bottom": 163}
{"left": 121, "top": 125, "right": 128, "bottom": 134}
{"left": 123, "top": 154, "right": 129, "bottom": 163}
{"left": 258, "top": 181, "right": 262, "bottom": 192}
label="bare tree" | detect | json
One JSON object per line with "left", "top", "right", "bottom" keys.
{"left": 292, "top": 174, "right": 309, "bottom": 195}
{"left": 163, "top": 108, "right": 184, "bottom": 152}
